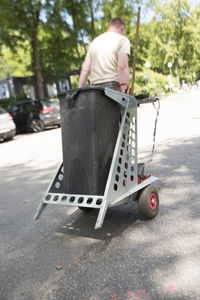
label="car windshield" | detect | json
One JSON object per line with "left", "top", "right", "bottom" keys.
{"left": 8, "top": 105, "right": 19, "bottom": 113}
{"left": 41, "top": 99, "right": 59, "bottom": 108}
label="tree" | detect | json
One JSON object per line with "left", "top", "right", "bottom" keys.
{"left": 39, "top": 0, "right": 99, "bottom": 78}
{"left": 187, "top": 4, "right": 200, "bottom": 78}
{"left": 147, "top": 0, "right": 191, "bottom": 83}
{"left": 0, "top": 0, "right": 44, "bottom": 99}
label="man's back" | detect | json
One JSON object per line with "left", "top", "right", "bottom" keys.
{"left": 78, "top": 17, "right": 130, "bottom": 93}
{"left": 88, "top": 32, "right": 130, "bottom": 84}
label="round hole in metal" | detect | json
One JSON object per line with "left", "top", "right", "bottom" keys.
{"left": 69, "top": 196, "right": 75, "bottom": 202}
{"left": 117, "top": 166, "right": 121, "bottom": 173}
{"left": 114, "top": 184, "right": 118, "bottom": 191}
{"left": 124, "top": 171, "right": 127, "bottom": 178}
{"left": 96, "top": 198, "right": 102, "bottom": 205}
{"left": 115, "top": 174, "right": 119, "bottom": 182}
{"left": 58, "top": 174, "right": 63, "bottom": 181}
{"left": 55, "top": 182, "right": 60, "bottom": 189}
{"left": 46, "top": 194, "right": 51, "bottom": 201}
{"left": 123, "top": 180, "right": 126, "bottom": 187}
{"left": 130, "top": 175, "right": 134, "bottom": 181}
{"left": 87, "top": 198, "right": 93, "bottom": 204}
{"left": 125, "top": 162, "right": 128, "bottom": 169}
{"left": 78, "top": 197, "right": 84, "bottom": 204}
{"left": 123, "top": 133, "right": 126, "bottom": 140}
{"left": 120, "top": 149, "right": 123, "bottom": 156}
{"left": 122, "top": 141, "right": 125, "bottom": 148}
{"left": 53, "top": 195, "right": 59, "bottom": 201}
{"left": 61, "top": 196, "right": 67, "bottom": 201}
{"left": 128, "top": 137, "right": 132, "bottom": 145}
{"left": 118, "top": 157, "right": 122, "bottom": 164}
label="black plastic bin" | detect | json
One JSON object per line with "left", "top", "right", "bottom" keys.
{"left": 59, "top": 87, "right": 121, "bottom": 195}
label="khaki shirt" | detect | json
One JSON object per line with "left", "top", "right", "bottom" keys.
{"left": 87, "top": 32, "right": 130, "bottom": 84}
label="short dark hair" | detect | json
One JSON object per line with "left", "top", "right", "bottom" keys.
{"left": 110, "top": 17, "right": 125, "bottom": 28}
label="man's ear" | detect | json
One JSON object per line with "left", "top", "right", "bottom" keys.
{"left": 120, "top": 25, "right": 125, "bottom": 35}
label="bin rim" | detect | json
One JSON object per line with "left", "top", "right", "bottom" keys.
{"left": 58, "top": 86, "right": 105, "bottom": 101}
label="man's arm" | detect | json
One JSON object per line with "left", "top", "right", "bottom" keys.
{"left": 118, "top": 52, "right": 130, "bottom": 93}
{"left": 78, "top": 54, "right": 92, "bottom": 88}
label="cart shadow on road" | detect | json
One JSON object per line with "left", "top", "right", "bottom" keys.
{"left": 56, "top": 202, "right": 140, "bottom": 242}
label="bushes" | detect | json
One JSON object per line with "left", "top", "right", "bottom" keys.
{"left": 134, "top": 70, "right": 177, "bottom": 97}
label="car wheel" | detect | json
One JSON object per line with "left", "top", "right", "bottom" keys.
{"left": 5, "top": 136, "right": 14, "bottom": 141}
{"left": 137, "top": 185, "right": 159, "bottom": 219}
{"left": 30, "top": 119, "right": 45, "bottom": 132}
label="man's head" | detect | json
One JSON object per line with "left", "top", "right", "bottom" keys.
{"left": 108, "top": 17, "right": 125, "bottom": 35}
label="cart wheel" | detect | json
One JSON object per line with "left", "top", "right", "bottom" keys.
{"left": 78, "top": 207, "right": 94, "bottom": 212}
{"left": 137, "top": 185, "right": 159, "bottom": 219}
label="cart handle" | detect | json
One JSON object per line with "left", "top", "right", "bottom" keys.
{"left": 116, "top": 83, "right": 130, "bottom": 94}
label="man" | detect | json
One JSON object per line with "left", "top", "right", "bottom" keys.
{"left": 78, "top": 17, "right": 130, "bottom": 93}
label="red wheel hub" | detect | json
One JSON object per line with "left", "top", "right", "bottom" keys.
{"left": 149, "top": 193, "right": 157, "bottom": 210}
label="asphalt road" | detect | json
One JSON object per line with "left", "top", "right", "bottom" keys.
{"left": 0, "top": 88, "right": 200, "bottom": 300}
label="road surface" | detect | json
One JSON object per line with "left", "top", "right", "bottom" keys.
{"left": 0, "top": 88, "right": 200, "bottom": 299}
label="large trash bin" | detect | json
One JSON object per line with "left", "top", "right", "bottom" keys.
{"left": 59, "top": 87, "right": 121, "bottom": 195}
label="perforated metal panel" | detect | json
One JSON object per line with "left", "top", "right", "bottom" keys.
{"left": 40, "top": 163, "right": 105, "bottom": 208}
{"left": 103, "top": 105, "right": 138, "bottom": 205}
{"left": 43, "top": 192, "right": 104, "bottom": 208}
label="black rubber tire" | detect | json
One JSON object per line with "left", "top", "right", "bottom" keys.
{"left": 137, "top": 185, "right": 159, "bottom": 219}
{"left": 78, "top": 207, "right": 94, "bottom": 212}
{"left": 5, "top": 136, "right": 14, "bottom": 141}
{"left": 30, "top": 119, "right": 45, "bottom": 132}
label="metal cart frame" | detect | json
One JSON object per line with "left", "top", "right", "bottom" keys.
{"left": 34, "top": 88, "right": 158, "bottom": 229}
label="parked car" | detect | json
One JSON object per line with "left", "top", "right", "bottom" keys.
{"left": 7, "top": 98, "right": 60, "bottom": 133}
{"left": 0, "top": 106, "right": 16, "bottom": 141}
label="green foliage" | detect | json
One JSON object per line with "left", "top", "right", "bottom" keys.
{"left": 0, "top": 45, "right": 32, "bottom": 79}
{"left": 0, "top": 0, "right": 200, "bottom": 95}
{"left": 0, "top": 55, "right": 13, "bottom": 79}
{"left": 135, "top": 71, "right": 175, "bottom": 97}
{"left": 0, "top": 0, "right": 45, "bottom": 98}
{"left": 147, "top": 0, "right": 196, "bottom": 82}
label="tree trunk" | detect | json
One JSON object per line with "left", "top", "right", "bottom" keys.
{"left": 88, "top": 0, "right": 95, "bottom": 38}
{"left": 32, "top": 31, "right": 44, "bottom": 100}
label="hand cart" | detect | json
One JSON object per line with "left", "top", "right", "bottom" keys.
{"left": 34, "top": 87, "right": 159, "bottom": 229}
